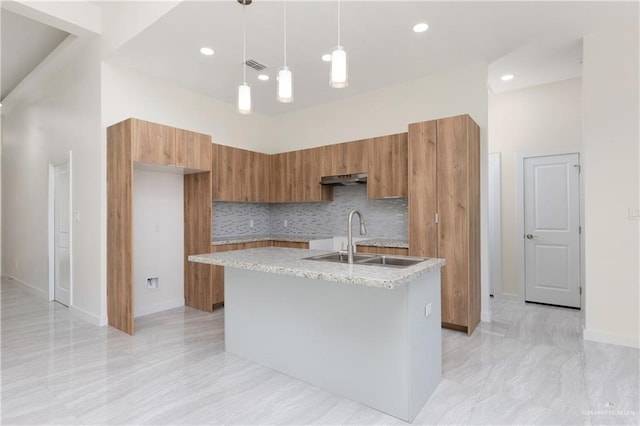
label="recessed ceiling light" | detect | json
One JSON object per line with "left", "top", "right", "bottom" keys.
{"left": 258, "top": 74, "right": 270, "bottom": 81}
{"left": 321, "top": 54, "right": 331, "bottom": 62}
{"left": 200, "top": 47, "right": 214, "bottom": 56}
{"left": 413, "top": 23, "right": 429, "bottom": 33}
{"left": 500, "top": 74, "right": 515, "bottom": 81}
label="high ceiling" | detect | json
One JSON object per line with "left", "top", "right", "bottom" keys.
{"left": 106, "top": 1, "right": 638, "bottom": 116}
{"left": 1, "top": 9, "right": 69, "bottom": 100}
{"left": 1, "top": 1, "right": 637, "bottom": 112}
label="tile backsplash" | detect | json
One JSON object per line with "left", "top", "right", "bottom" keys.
{"left": 212, "top": 185, "right": 408, "bottom": 240}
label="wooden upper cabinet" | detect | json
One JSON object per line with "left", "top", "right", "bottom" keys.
{"left": 175, "top": 129, "right": 211, "bottom": 171}
{"left": 270, "top": 148, "right": 332, "bottom": 203}
{"left": 294, "top": 148, "right": 332, "bottom": 202}
{"left": 270, "top": 152, "right": 292, "bottom": 203}
{"left": 131, "top": 119, "right": 176, "bottom": 165}
{"left": 214, "top": 144, "right": 268, "bottom": 202}
{"left": 321, "top": 139, "right": 369, "bottom": 176}
{"left": 367, "top": 133, "right": 408, "bottom": 199}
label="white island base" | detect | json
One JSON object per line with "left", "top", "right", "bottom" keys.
{"left": 224, "top": 267, "right": 442, "bottom": 422}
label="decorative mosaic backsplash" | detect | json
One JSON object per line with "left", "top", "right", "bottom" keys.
{"left": 212, "top": 185, "right": 408, "bottom": 240}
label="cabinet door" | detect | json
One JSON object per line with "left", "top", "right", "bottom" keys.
{"left": 321, "top": 139, "right": 369, "bottom": 176}
{"left": 299, "top": 148, "right": 332, "bottom": 202}
{"left": 269, "top": 152, "right": 290, "bottom": 202}
{"left": 437, "top": 115, "right": 481, "bottom": 333}
{"left": 368, "top": 133, "right": 408, "bottom": 199}
{"left": 215, "top": 145, "right": 248, "bottom": 201}
{"left": 408, "top": 121, "right": 438, "bottom": 258}
{"left": 272, "top": 241, "right": 309, "bottom": 249}
{"left": 175, "top": 129, "right": 211, "bottom": 171}
{"left": 357, "top": 246, "right": 409, "bottom": 256}
{"left": 131, "top": 119, "right": 175, "bottom": 165}
{"left": 249, "top": 151, "right": 270, "bottom": 202}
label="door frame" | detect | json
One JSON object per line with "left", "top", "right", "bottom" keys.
{"left": 48, "top": 151, "right": 73, "bottom": 304}
{"left": 488, "top": 152, "right": 502, "bottom": 297}
{"left": 515, "top": 151, "right": 583, "bottom": 304}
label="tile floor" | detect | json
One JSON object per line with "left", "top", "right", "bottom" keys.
{"left": 1, "top": 277, "right": 638, "bottom": 425}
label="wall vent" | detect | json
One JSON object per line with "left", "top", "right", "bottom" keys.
{"left": 245, "top": 59, "right": 267, "bottom": 71}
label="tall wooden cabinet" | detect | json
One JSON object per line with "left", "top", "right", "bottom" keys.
{"left": 408, "top": 114, "right": 480, "bottom": 335}
{"left": 107, "top": 118, "right": 212, "bottom": 335}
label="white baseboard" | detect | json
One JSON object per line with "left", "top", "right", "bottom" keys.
{"left": 2, "top": 274, "right": 48, "bottom": 300}
{"left": 69, "top": 304, "right": 102, "bottom": 326}
{"left": 134, "top": 299, "right": 185, "bottom": 318}
{"left": 481, "top": 310, "right": 492, "bottom": 323}
{"left": 583, "top": 328, "right": 640, "bottom": 349}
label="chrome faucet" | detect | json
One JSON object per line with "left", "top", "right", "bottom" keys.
{"left": 347, "top": 210, "right": 367, "bottom": 264}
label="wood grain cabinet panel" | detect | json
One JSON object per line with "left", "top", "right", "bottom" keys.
{"left": 175, "top": 129, "right": 211, "bottom": 171}
{"left": 131, "top": 119, "right": 176, "bottom": 165}
{"left": 214, "top": 144, "right": 268, "bottom": 202}
{"left": 408, "top": 114, "right": 480, "bottom": 335}
{"left": 272, "top": 241, "right": 309, "bottom": 249}
{"left": 408, "top": 121, "right": 438, "bottom": 259}
{"left": 321, "top": 139, "right": 369, "bottom": 176}
{"left": 368, "top": 133, "right": 408, "bottom": 199}
{"left": 357, "top": 246, "right": 409, "bottom": 256}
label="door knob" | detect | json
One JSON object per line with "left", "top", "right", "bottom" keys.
{"left": 526, "top": 234, "right": 536, "bottom": 239}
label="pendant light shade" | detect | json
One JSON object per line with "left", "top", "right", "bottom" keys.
{"left": 277, "top": 67, "right": 293, "bottom": 103}
{"left": 237, "top": 3, "right": 252, "bottom": 114}
{"left": 330, "top": 46, "right": 348, "bottom": 88}
{"left": 238, "top": 83, "right": 251, "bottom": 114}
{"left": 330, "top": 0, "right": 348, "bottom": 88}
{"left": 277, "top": 2, "right": 293, "bottom": 103}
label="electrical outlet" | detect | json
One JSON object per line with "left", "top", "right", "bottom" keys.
{"left": 284, "top": 219, "right": 288, "bottom": 227}
{"left": 425, "top": 303, "right": 432, "bottom": 318}
{"left": 249, "top": 220, "right": 254, "bottom": 228}
{"left": 72, "top": 211, "right": 80, "bottom": 222}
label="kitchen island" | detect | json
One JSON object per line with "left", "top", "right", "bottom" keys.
{"left": 189, "top": 247, "right": 445, "bottom": 422}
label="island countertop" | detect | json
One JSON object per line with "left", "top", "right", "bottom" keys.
{"left": 188, "top": 247, "right": 445, "bottom": 289}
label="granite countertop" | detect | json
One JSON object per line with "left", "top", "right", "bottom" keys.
{"left": 356, "top": 238, "right": 409, "bottom": 249}
{"left": 189, "top": 247, "right": 445, "bottom": 289}
{"left": 212, "top": 235, "right": 332, "bottom": 246}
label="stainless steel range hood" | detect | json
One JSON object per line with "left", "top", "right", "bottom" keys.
{"left": 320, "top": 173, "right": 368, "bottom": 186}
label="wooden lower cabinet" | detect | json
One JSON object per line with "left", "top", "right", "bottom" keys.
{"left": 208, "top": 240, "right": 309, "bottom": 309}
{"left": 356, "top": 246, "right": 409, "bottom": 256}
{"left": 272, "top": 241, "right": 309, "bottom": 249}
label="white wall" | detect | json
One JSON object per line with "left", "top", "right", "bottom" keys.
{"left": 1, "top": 40, "right": 103, "bottom": 324}
{"left": 582, "top": 26, "right": 639, "bottom": 348}
{"left": 101, "top": 62, "right": 274, "bottom": 152}
{"left": 133, "top": 167, "right": 184, "bottom": 318}
{"left": 488, "top": 78, "right": 583, "bottom": 298}
{"left": 271, "top": 62, "right": 489, "bottom": 152}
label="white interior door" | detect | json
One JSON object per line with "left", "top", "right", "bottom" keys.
{"left": 524, "top": 154, "right": 580, "bottom": 308}
{"left": 54, "top": 162, "right": 71, "bottom": 307}
{"left": 488, "top": 153, "right": 502, "bottom": 296}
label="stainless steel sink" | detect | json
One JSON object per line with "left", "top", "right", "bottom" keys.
{"left": 304, "top": 252, "right": 426, "bottom": 268}
{"left": 358, "top": 255, "right": 426, "bottom": 268}
{"left": 304, "top": 252, "right": 377, "bottom": 264}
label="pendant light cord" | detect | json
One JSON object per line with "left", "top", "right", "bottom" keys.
{"left": 337, "top": 0, "right": 341, "bottom": 46}
{"left": 243, "top": 5, "right": 247, "bottom": 83}
{"left": 284, "top": 2, "right": 287, "bottom": 67}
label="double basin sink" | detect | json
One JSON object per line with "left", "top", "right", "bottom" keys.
{"left": 304, "top": 252, "right": 426, "bottom": 268}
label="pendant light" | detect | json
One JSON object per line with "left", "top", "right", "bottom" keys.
{"left": 330, "top": 0, "right": 348, "bottom": 88}
{"left": 277, "top": 1, "right": 293, "bottom": 103}
{"left": 237, "top": 0, "right": 251, "bottom": 114}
